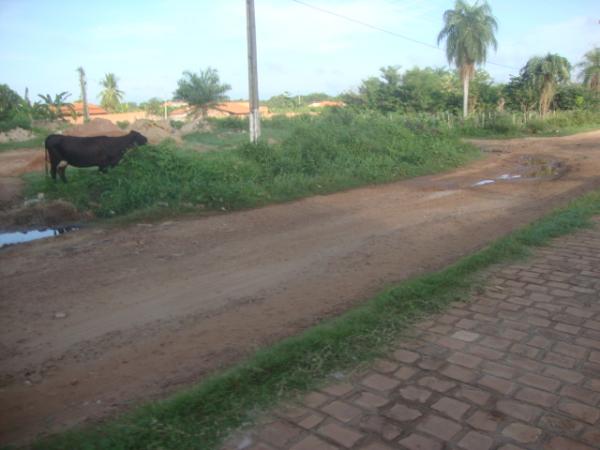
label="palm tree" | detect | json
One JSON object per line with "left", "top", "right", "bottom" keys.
{"left": 522, "top": 54, "right": 571, "bottom": 116}
{"left": 173, "top": 67, "right": 231, "bottom": 118}
{"left": 99, "top": 73, "right": 124, "bottom": 112}
{"left": 38, "top": 92, "right": 75, "bottom": 120}
{"left": 577, "top": 48, "right": 600, "bottom": 93}
{"left": 77, "top": 67, "right": 89, "bottom": 122}
{"left": 437, "top": 0, "right": 498, "bottom": 118}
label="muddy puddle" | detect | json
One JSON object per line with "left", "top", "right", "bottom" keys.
{"left": 472, "top": 155, "right": 566, "bottom": 188}
{"left": 0, "top": 226, "right": 79, "bottom": 249}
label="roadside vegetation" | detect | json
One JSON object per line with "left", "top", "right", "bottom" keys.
{"left": 29, "top": 188, "right": 600, "bottom": 450}
{"left": 26, "top": 109, "right": 478, "bottom": 218}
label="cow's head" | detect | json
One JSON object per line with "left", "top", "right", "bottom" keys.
{"left": 130, "top": 130, "right": 148, "bottom": 146}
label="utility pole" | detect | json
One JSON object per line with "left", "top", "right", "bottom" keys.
{"left": 77, "top": 67, "right": 89, "bottom": 123}
{"left": 246, "top": 0, "right": 260, "bottom": 143}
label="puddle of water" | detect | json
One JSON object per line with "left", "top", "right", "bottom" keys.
{"left": 498, "top": 174, "right": 522, "bottom": 180}
{"left": 473, "top": 179, "right": 495, "bottom": 187}
{"left": 0, "top": 227, "right": 79, "bottom": 249}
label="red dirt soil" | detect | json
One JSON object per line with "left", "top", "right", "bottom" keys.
{"left": 1, "top": 131, "right": 600, "bottom": 445}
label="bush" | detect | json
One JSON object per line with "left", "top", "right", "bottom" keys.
{"left": 33, "top": 110, "right": 478, "bottom": 218}
{"left": 116, "top": 120, "right": 130, "bottom": 130}
{"left": 170, "top": 120, "right": 184, "bottom": 130}
{"left": 208, "top": 116, "right": 248, "bottom": 131}
{"left": 0, "top": 111, "right": 31, "bottom": 132}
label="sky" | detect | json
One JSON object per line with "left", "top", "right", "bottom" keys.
{"left": 1, "top": 0, "right": 599, "bottom": 104}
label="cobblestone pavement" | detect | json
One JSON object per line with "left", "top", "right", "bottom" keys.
{"left": 222, "top": 223, "right": 600, "bottom": 450}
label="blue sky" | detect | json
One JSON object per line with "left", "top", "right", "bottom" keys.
{"left": 1, "top": 0, "right": 598, "bottom": 103}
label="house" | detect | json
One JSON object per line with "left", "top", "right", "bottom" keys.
{"left": 61, "top": 102, "right": 108, "bottom": 117}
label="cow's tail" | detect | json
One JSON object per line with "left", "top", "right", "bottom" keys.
{"left": 44, "top": 145, "right": 49, "bottom": 177}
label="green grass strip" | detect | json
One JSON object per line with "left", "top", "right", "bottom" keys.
{"left": 23, "top": 190, "right": 600, "bottom": 450}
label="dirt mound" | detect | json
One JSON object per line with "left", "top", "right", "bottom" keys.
{"left": 129, "top": 119, "right": 182, "bottom": 144}
{"left": 0, "top": 199, "right": 89, "bottom": 230}
{"left": 179, "top": 117, "right": 212, "bottom": 135}
{"left": 0, "top": 128, "right": 36, "bottom": 143}
{"left": 63, "top": 118, "right": 127, "bottom": 137}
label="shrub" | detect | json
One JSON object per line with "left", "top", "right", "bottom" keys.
{"left": 33, "top": 110, "right": 478, "bottom": 218}
{"left": 116, "top": 120, "right": 130, "bottom": 130}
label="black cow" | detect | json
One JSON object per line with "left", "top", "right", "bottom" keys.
{"left": 45, "top": 131, "right": 148, "bottom": 182}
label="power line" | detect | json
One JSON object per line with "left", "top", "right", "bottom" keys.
{"left": 289, "top": 0, "right": 519, "bottom": 71}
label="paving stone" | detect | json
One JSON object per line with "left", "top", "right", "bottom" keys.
{"left": 501, "top": 422, "right": 542, "bottom": 444}
{"left": 544, "top": 437, "right": 595, "bottom": 450}
{"left": 466, "top": 409, "right": 503, "bottom": 432}
{"left": 318, "top": 423, "right": 364, "bottom": 448}
{"left": 544, "top": 366, "right": 584, "bottom": 384}
{"left": 359, "top": 416, "right": 402, "bottom": 441}
{"left": 259, "top": 421, "right": 304, "bottom": 447}
{"left": 431, "top": 396, "right": 470, "bottom": 420}
{"left": 481, "top": 361, "right": 516, "bottom": 379}
{"left": 518, "top": 373, "right": 561, "bottom": 392}
{"left": 361, "top": 374, "right": 400, "bottom": 392}
{"left": 447, "top": 351, "right": 482, "bottom": 368}
{"left": 496, "top": 400, "right": 541, "bottom": 422}
{"left": 373, "top": 359, "right": 399, "bottom": 373}
{"left": 417, "top": 376, "right": 456, "bottom": 393}
{"left": 457, "top": 431, "right": 493, "bottom": 450}
{"left": 354, "top": 392, "right": 390, "bottom": 409}
{"left": 558, "top": 400, "right": 600, "bottom": 424}
{"left": 478, "top": 375, "right": 515, "bottom": 395}
{"left": 543, "top": 351, "right": 577, "bottom": 369}
{"left": 298, "top": 413, "right": 325, "bottom": 429}
{"left": 515, "top": 387, "right": 558, "bottom": 407}
{"left": 393, "top": 366, "right": 419, "bottom": 381}
{"left": 322, "top": 382, "right": 354, "bottom": 397}
{"left": 385, "top": 404, "right": 422, "bottom": 422}
{"left": 417, "top": 414, "right": 462, "bottom": 441}
{"left": 399, "top": 386, "right": 432, "bottom": 403}
{"left": 322, "top": 401, "right": 363, "bottom": 423}
{"left": 398, "top": 433, "right": 442, "bottom": 450}
{"left": 303, "top": 391, "right": 331, "bottom": 408}
{"left": 560, "top": 385, "right": 600, "bottom": 406}
{"left": 452, "top": 330, "right": 480, "bottom": 342}
{"left": 392, "top": 349, "right": 420, "bottom": 363}
{"left": 358, "top": 442, "right": 395, "bottom": 450}
{"left": 290, "top": 435, "right": 339, "bottom": 450}
{"left": 454, "top": 386, "right": 491, "bottom": 406}
{"left": 440, "top": 364, "right": 476, "bottom": 383}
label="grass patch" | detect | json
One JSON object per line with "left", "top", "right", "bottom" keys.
{"left": 29, "top": 110, "right": 479, "bottom": 219}
{"left": 0, "top": 135, "right": 44, "bottom": 152}
{"left": 29, "top": 189, "right": 600, "bottom": 450}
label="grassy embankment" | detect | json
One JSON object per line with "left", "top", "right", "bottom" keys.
{"left": 25, "top": 188, "right": 600, "bottom": 450}
{"left": 26, "top": 110, "right": 479, "bottom": 219}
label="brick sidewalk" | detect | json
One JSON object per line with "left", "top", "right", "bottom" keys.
{"left": 222, "top": 224, "right": 600, "bottom": 450}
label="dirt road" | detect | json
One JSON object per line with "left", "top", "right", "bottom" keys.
{"left": 1, "top": 131, "right": 600, "bottom": 445}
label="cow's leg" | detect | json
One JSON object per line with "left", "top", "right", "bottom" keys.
{"left": 47, "top": 150, "right": 61, "bottom": 181}
{"left": 58, "top": 160, "right": 68, "bottom": 183}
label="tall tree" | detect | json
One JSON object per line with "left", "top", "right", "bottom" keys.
{"left": 522, "top": 54, "right": 571, "bottom": 116}
{"left": 77, "top": 67, "right": 89, "bottom": 122}
{"left": 99, "top": 73, "right": 124, "bottom": 112}
{"left": 437, "top": 0, "right": 498, "bottom": 118}
{"left": 577, "top": 47, "right": 600, "bottom": 94}
{"left": 173, "top": 67, "right": 231, "bottom": 118}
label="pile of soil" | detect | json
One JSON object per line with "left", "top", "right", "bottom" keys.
{"left": 0, "top": 128, "right": 36, "bottom": 143}
{"left": 0, "top": 199, "right": 89, "bottom": 230}
{"left": 179, "top": 117, "right": 212, "bottom": 135}
{"left": 62, "top": 118, "right": 126, "bottom": 137}
{"left": 129, "top": 119, "right": 182, "bottom": 144}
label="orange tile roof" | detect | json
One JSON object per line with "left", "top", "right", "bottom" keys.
{"left": 61, "top": 102, "right": 108, "bottom": 116}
